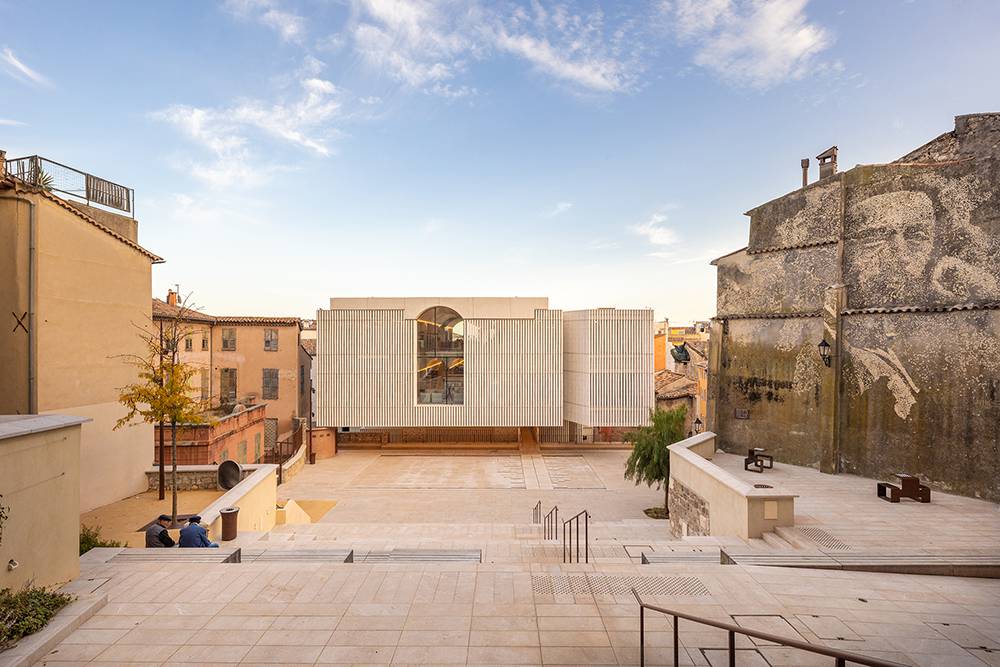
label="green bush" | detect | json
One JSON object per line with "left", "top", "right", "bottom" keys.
{"left": 79, "top": 525, "right": 123, "bottom": 555}
{"left": 0, "top": 585, "right": 74, "bottom": 651}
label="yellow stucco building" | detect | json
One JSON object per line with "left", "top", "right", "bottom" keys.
{"left": 0, "top": 154, "right": 162, "bottom": 511}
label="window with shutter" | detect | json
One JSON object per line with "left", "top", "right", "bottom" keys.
{"left": 222, "top": 328, "right": 236, "bottom": 351}
{"left": 262, "top": 368, "right": 279, "bottom": 400}
{"left": 264, "top": 329, "right": 279, "bottom": 351}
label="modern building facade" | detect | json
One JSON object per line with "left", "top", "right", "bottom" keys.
{"left": 316, "top": 297, "right": 653, "bottom": 442}
{"left": 0, "top": 153, "right": 161, "bottom": 511}
{"left": 708, "top": 112, "right": 1000, "bottom": 502}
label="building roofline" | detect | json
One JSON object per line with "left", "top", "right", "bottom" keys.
{"left": 3, "top": 176, "right": 164, "bottom": 263}
{"left": 710, "top": 247, "right": 747, "bottom": 265}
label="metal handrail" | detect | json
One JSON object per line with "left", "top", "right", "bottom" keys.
{"left": 532, "top": 500, "right": 542, "bottom": 524}
{"left": 543, "top": 506, "right": 558, "bottom": 540}
{"left": 631, "top": 589, "right": 908, "bottom": 667}
{"left": 562, "top": 510, "right": 589, "bottom": 563}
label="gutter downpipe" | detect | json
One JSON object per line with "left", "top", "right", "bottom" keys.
{"left": 0, "top": 192, "right": 37, "bottom": 414}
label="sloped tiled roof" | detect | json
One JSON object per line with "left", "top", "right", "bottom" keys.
{"left": 300, "top": 339, "right": 316, "bottom": 356}
{"left": 655, "top": 369, "right": 698, "bottom": 400}
{"left": 152, "top": 298, "right": 301, "bottom": 327}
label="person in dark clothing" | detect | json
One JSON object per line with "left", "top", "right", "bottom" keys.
{"left": 179, "top": 516, "right": 219, "bottom": 548}
{"left": 145, "top": 514, "right": 175, "bottom": 548}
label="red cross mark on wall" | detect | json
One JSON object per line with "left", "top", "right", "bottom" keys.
{"left": 11, "top": 311, "right": 28, "bottom": 334}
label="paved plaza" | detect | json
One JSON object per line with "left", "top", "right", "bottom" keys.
{"left": 44, "top": 449, "right": 1000, "bottom": 666}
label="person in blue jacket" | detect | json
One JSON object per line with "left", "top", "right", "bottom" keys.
{"left": 178, "top": 516, "right": 219, "bottom": 548}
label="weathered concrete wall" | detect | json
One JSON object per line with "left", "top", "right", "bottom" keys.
{"left": 842, "top": 310, "right": 1000, "bottom": 500}
{"left": 714, "top": 317, "right": 827, "bottom": 466}
{"left": 716, "top": 246, "right": 836, "bottom": 317}
{"left": 747, "top": 177, "right": 841, "bottom": 251}
{"left": 843, "top": 160, "right": 1000, "bottom": 310}
{"left": 712, "top": 113, "right": 1000, "bottom": 501}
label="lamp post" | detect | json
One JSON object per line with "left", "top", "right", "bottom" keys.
{"left": 818, "top": 338, "right": 832, "bottom": 367}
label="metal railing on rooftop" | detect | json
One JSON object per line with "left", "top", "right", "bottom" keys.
{"left": 632, "top": 589, "right": 908, "bottom": 667}
{"left": 5, "top": 154, "right": 134, "bottom": 216}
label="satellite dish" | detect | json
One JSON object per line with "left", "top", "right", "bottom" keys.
{"left": 218, "top": 459, "right": 242, "bottom": 490}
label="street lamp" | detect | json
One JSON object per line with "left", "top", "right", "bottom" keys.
{"left": 693, "top": 417, "right": 703, "bottom": 433}
{"left": 818, "top": 338, "right": 832, "bottom": 367}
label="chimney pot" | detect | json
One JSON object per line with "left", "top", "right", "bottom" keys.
{"left": 167, "top": 290, "right": 178, "bottom": 306}
{"left": 816, "top": 146, "right": 838, "bottom": 180}
{"left": 800, "top": 158, "right": 810, "bottom": 188}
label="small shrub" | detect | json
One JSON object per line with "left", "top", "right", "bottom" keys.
{"left": 0, "top": 585, "right": 74, "bottom": 651}
{"left": 79, "top": 525, "right": 123, "bottom": 555}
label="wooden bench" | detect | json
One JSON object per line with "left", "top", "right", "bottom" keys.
{"left": 111, "top": 547, "right": 242, "bottom": 563}
{"left": 877, "top": 473, "right": 930, "bottom": 503}
{"left": 744, "top": 447, "right": 773, "bottom": 473}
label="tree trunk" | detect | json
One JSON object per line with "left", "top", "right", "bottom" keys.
{"left": 171, "top": 417, "right": 178, "bottom": 526}
{"left": 158, "top": 323, "right": 165, "bottom": 500}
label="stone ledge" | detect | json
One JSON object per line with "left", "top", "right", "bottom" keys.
{"left": 0, "top": 594, "right": 106, "bottom": 667}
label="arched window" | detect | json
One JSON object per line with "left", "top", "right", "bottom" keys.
{"left": 416, "top": 306, "right": 464, "bottom": 404}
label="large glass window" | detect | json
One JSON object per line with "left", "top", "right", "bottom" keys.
{"left": 416, "top": 306, "right": 464, "bottom": 404}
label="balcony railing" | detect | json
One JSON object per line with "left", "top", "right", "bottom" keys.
{"left": 5, "top": 154, "right": 134, "bottom": 215}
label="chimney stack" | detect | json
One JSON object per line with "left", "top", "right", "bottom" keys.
{"left": 816, "top": 146, "right": 838, "bottom": 180}
{"left": 167, "top": 289, "right": 178, "bottom": 306}
{"left": 800, "top": 158, "right": 809, "bottom": 188}
{"left": 0, "top": 150, "right": 6, "bottom": 179}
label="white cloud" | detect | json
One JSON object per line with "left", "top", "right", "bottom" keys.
{"left": 545, "top": 201, "right": 573, "bottom": 217}
{"left": 1, "top": 47, "right": 52, "bottom": 87}
{"left": 224, "top": 0, "right": 305, "bottom": 42}
{"left": 152, "top": 69, "right": 342, "bottom": 187}
{"left": 631, "top": 211, "right": 677, "bottom": 246}
{"left": 669, "top": 0, "right": 832, "bottom": 88}
{"left": 347, "top": 0, "right": 649, "bottom": 95}
{"left": 0, "top": 118, "right": 25, "bottom": 126}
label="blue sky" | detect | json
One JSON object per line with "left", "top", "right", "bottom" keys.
{"left": 2, "top": 0, "right": 998, "bottom": 323}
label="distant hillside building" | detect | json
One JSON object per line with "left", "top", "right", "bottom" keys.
{"left": 315, "top": 297, "right": 653, "bottom": 444}
{"left": 0, "top": 153, "right": 162, "bottom": 511}
{"left": 708, "top": 113, "right": 1000, "bottom": 501}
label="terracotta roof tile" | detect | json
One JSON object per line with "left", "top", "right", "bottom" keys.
{"left": 300, "top": 339, "right": 316, "bottom": 355}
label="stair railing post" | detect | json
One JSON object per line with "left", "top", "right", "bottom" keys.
{"left": 728, "top": 630, "right": 735, "bottom": 667}
{"left": 639, "top": 604, "right": 645, "bottom": 667}
{"left": 673, "top": 615, "right": 679, "bottom": 666}
{"left": 584, "top": 512, "right": 589, "bottom": 564}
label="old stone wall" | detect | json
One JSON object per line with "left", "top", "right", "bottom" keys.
{"left": 667, "top": 477, "right": 710, "bottom": 537}
{"left": 714, "top": 317, "right": 827, "bottom": 466}
{"left": 841, "top": 310, "right": 1000, "bottom": 500}
{"left": 712, "top": 114, "right": 1000, "bottom": 501}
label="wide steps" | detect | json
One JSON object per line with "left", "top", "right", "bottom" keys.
{"left": 356, "top": 549, "right": 483, "bottom": 563}
{"left": 641, "top": 550, "right": 721, "bottom": 564}
{"left": 242, "top": 548, "right": 354, "bottom": 563}
{"left": 110, "top": 548, "right": 242, "bottom": 563}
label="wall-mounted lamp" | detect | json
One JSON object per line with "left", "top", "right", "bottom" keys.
{"left": 818, "top": 338, "right": 832, "bottom": 367}
{"left": 693, "top": 417, "right": 704, "bottom": 434}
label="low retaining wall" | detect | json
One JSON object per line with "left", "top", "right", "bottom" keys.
{"left": 200, "top": 464, "right": 278, "bottom": 541}
{"left": 668, "top": 432, "right": 796, "bottom": 539}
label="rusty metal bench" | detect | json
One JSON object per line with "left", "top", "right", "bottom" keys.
{"left": 877, "top": 473, "right": 930, "bottom": 503}
{"left": 744, "top": 447, "right": 773, "bottom": 473}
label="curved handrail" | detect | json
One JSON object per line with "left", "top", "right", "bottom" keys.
{"left": 631, "top": 589, "right": 908, "bottom": 667}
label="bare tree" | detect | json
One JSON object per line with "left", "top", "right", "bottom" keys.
{"left": 115, "top": 292, "right": 207, "bottom": 526}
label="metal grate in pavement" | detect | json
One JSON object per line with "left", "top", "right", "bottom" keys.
{"left": 797, "top": 527, "right": 852, "bottom": 550}
{"left": 531, "top": 574, "right": 709, "bottom": 596}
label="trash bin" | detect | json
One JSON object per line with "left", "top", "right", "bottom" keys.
{"left": 309, "top": 452, "right": 316, "bottom": 465}
{"left": 220, "top": 506, "right": 239, "bottom": 541}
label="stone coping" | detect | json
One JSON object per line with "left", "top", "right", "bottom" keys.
{"left": 669, "top": 432, "right": 797, "bottom": 500}
{"left": 283, "top": 441, "right": 306, "bottom": 471}
{"left": 0, "top": 414, "right": 91, "bottom": 441}
{"left": 0, "top": 594, "right": 106, "bottom": 667}
{"left": 198, "top": 463, "right": 278, "bottom": 527}
{"left": 144, "top": 462, "right": 266, "bottom": 474}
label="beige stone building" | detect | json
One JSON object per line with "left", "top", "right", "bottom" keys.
{"left": 0, "top": 153, "right": 162, "bottom": 511}
{"left": 153, "top": 293, "right": 309, "bottom": 438}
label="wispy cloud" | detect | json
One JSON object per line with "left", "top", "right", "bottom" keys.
{"left": 631, "top": 210, "right": 678, "bottom": 247}
{"left": 668, "top": 0, "right": 832, "bottom": 88}
{"left": 1, "top": 47, "right": 52, "bottom": 87}
{"left": 152, "top": 65, "right": 342, "bottom": 187}
{"left": 0, "top": 118, "right": 26, "bottom": 126}
{"left": 347, "top": 0, "right": 651, "bottom": 96}
{"left": 545, "top": 201, "right": 573, "bottom": 217}
{"left": 224, "top": 0, "right": 306, "bottom": 43}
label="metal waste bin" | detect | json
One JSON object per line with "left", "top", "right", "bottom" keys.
{"left": 220, "top": 506, "right": 239, "bottom": 541}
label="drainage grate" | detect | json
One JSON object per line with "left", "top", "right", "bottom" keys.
{"left": 531, "top": 575, "right": 709, "bottom": 596}
{"left": 797, "top": 527, "right": 851, "bottom": 550}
